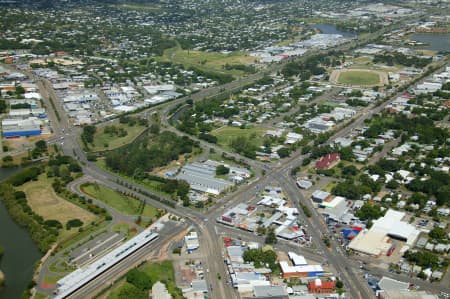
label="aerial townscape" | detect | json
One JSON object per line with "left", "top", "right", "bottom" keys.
{"left": 0, "top": 0, "right": 449, "bottom": 299}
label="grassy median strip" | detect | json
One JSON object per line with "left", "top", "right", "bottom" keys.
{"left": 49, "top": 96, "right": 61, "bottom": 122}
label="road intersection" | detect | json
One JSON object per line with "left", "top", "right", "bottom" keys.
{"left": 27, "top": 30, "right": 450, "bottom": 299}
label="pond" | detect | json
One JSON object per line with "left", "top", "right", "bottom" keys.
{"left": 410, "top": 33, "right": 450, "bottom": 52}
{"left": 313, "top": 23, "right": 357, "bottom": 38}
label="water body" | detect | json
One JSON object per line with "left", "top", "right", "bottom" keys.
{"left": 410, "top": 33, "right": 450, "bottom": 52}
{"left": 313, "top": 23, "right": 357, "bottom": 38}
{"left": 0, "top": 166, "right": 42, "bottom": 299}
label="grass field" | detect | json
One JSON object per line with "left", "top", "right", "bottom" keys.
{"left": 337, "top": 70, "right": 381, "bottom": 86}
{"left": 81, "top": 183, "right": 159, "bottom": 218}
{"left": 91, "top": 124, "right": 147, "bottom": 152}
{"left": 34, "top": 293, "right": 48, "bottom": 299}
{"left": 211, "top": 126, "right": 267, "bottom": 150}
{"left": 107, "top": 261, "right": 183, "bottom": 299}
{"left": 19, "top": 175, "right": 96, "bottom": 227}
{"left": 157, "top": 45, "right": 256, "bottom": 77}
{"left": 43, "top": 275, "right": 63, "bottom": 284}
{"left": 95, "top": 159, "right": 173, "bottom": 198}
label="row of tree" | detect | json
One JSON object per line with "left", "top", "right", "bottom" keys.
{"left": 373, "top": 53, "right": 432, "bottom": 68}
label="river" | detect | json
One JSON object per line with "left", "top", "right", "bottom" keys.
{"left": 313, "top": 23, "right": 357, "bottom": 38}
{"left": 0, "top": 167, "right": 42, "bottom": 299}
{"left": 410, "top": 33, "right": 450, "bottom": 52}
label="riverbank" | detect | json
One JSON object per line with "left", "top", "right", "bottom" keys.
{"left": 0, "top": 270, "right": 4, "bottom": 286}
{"left": 0, "top": 200, "right": 42, "bottom": 299}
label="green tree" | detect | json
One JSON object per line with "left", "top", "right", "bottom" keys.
{"left": 66, "top": 219, "right": 83, "bottom": 230}
{"left": 356, "top": 203, "right": 384, "bottom": 222}
{"left": 265, "top": 228, "right": 277, "bottom": 244}
{"left": 0, "top": 99, "right": 6, "bottom": 113}
{"left": 216, "top": 165, "right": 230, "bottom": 176}
{"left": 35, "top": 140, "right": 47, "bottom": 152}
{"left": 117, "top": 284, "right": 147, "bottom": 299}
{"left": 243, "top": 249, "right": 278, "bottom": 271}
{"left": 277, "top": 147, "right": 290, "bottom": 158}
{"left": 341, "top": 165, "right": 358, "bottom": 177}
{"left": 386, "top": 179, "right": 399, "bottom": 189}
{"left": 81, "top": 125, "right": 96, "bottom": 144}
{"left": 436, "top": 185, "right": 450, "bottom": 206}
{"left": 149, "top": 123, "right": 160, "bottom": 134}
{"left": 429, "top": 227, "right": 446, "bottom": 241}
{"left": 2, "top": 155, "right": 13, "bottom": 163}
{"left": 126, "top": 269, "right": 152, "bottom": 290}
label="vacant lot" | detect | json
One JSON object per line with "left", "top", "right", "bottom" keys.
{"left": 211, "top": 126, "right": 266, "bottom": 150}
{"left": 81, "top": 183, "right": 159, "bottom": 218}
{"left": 91, "top": 124, "right": 146, "bottom": 152}
{"left": 19, "top": 175, "right": 96, "bottom": 225}
{"left": 157, "top": 45, "right": 256, "bottom": 77}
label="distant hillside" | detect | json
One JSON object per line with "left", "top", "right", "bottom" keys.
{"left": 0, "top": 0, "right": 119, "bottom": 7}
{"left": 0, "top": 0, "right": 161, "bottom": 4}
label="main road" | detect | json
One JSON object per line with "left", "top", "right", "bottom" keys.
{"left": 29, "top": 17, "right": 443, "bottom": 299}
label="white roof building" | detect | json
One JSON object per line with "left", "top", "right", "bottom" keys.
{"left": 288, "top": 252, "right": 307, "bottom": 266}
{"left": 349, "top": 209, "right": 420, "bottom": 256}
{"left": 371, "top": 210, "right": 420, "bottom": 245}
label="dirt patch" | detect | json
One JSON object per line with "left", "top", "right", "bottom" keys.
{"left": 5, "top": 134, "right": 54, "bottom": 151}
{"left": 155, "top": 227, "right": 189, "bottom": 261}
{"left": 20, "top": 176, "right": 96, "bottom": 225}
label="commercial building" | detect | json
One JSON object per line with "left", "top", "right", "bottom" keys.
{"left": 185, "top": 231, "right": 200, "bottom": 253}
{"left": 378, "top": 276, "right": 409, "bottom": 292}
{"left": 414, "top": 82, "right": 442, "bottom": 94}
{"left": 315, "top": 153, "right": 341, "bottom": 170}
{"left": 288, "top": 252, "right": 307, "bottom": 266}
{"left": 319, "top": 196, "right": 349, "bottom": 222}
{"left": 311, "top": 190, "right": 331, "bottom": 203}
{"left": 279, "top": 262, "right": 324, "bottom": 278}
{"left": 252, "top": 285, "right": 288, "bottom": 298}
{"left": 296, "top": 180, "right": 312, "bottom": 190}
{"left": 191, "top": 280, "right": 208, "bottom": 293}
{"left": 9, "top": 108, "right": 46, "bottom": 118}
{"left": 307, "top": 278, "right": 336, "bottom": 294}
{"left": 379, "top": 290, "right": 438, "bottom": 299}
{"left": 349, "top": 209, "right": 420, "bottom": 256}
{"left": 176, "top": 162, "right": 234, "bottom": 196}
{"left": 2, "top": 118, "right": 42, "bottom": 138}
{"left": 304, "top": 117, "right": 335, "bottom": 133}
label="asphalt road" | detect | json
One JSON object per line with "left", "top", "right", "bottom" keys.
{"left": 25, "top": 24, "right": 448, "bottom": 299}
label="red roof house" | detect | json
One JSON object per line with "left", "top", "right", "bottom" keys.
{"left": 315, "top": 153, "right": 340, "bottom": 170}
{"left": 308, "top": 279, "right": 336, "bottom": 294}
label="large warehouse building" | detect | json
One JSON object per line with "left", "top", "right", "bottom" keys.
{"left": 2, "top": 118, "right": 42, "bottom": 138}
{"left": 349, "top": 209, "right": 420, "bottom": 256}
